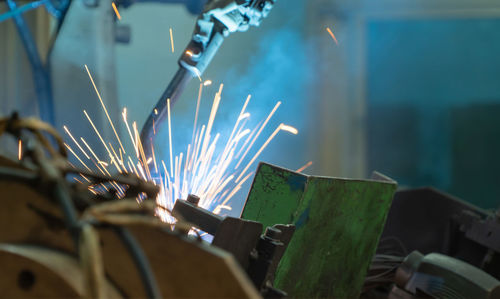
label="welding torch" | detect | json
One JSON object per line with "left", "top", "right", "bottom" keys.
{"left": 140, "top": 0, "right": 277, "bottom": 160}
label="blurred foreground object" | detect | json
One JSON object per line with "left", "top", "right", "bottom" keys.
{"left": 0, "top": 113, "right": 258, "bottom": 298}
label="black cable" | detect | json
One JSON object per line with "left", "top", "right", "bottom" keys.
{"left": 114, "top": 227, "right": 162, "bottom": 299}
{"left": 140, "top": 67, "right": 193, "bottom": 161}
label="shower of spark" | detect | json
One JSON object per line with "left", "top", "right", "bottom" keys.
{"left": 64, "top": 65, "right": 299, "bottom": 223}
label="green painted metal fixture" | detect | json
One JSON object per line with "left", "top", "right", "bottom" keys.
{"left": 241, "top": 163, "right": 397, "bottom": 298}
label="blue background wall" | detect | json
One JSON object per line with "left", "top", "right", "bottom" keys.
{"left": 367, "top": 18, "right": 500, "bottom": 208}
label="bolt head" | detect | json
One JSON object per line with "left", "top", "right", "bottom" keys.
{"left": 186, "top": 194, "right": 200, "bottom": 206}
{"left": 265, "top": 227, "right": 281, "bottom": 240}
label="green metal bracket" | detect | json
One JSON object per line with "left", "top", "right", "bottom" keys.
{"left": 241, "top": 163, "right": 397, "bottom": 298}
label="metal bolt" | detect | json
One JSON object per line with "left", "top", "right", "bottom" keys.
{"left": 186, "top": 194, "right": 200, "bottom": 206}
{"left": 264, "top": 227, "right": 281, "bottom": 240}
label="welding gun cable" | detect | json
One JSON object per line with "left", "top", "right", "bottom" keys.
{"left": 114, "top": 227, "right": 162, "bottom": 299}
{"left": 140, "top": 67, "right": 193, "bottom": 161}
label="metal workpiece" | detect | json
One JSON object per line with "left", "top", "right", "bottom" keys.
{"left": 172, "top": 198, "right": 224, "bottom": 235}
{"left": 242, "top": 162, "right": 398, "bottom": 298}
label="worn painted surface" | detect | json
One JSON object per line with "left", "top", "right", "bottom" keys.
{"left": 241, "top": 163, "right": 397, "bottom": 298}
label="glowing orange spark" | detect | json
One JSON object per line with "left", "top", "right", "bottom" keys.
{"left": 63, "top": 125, "right": 90, "bottom": 160}
{"left": 65, "top": 143, "right": 92, "bottom": 172}
{"left": 326, "top": 27, "right": 338, "bottom": 45}
{"left": 98, "top": 161, "right": 109, "bottom": 167}
{"left": 296, "top": 161, "right": 313, "bottom": 173}
{"left": 169, "top": 28, "right": 174, "bottom": 53}
{"left": 235, "top": 101, "right": 281, "bottom": 169}
{"left": 83, "top": 110, "right": 122, "bottom": 174}
{"left": 122, "top": 108, "right": 139, "bottom": 158}
{"left": 112, "top": 2, "right": 121, "bottom": 20}
{"left": 80, "top": 137, "right": 99, "bottom": 162}
{"left": 84, "top": 65, "right": 126, "bottom": 154}
{"left": 18, "top": 140, "right": 21, "bottom": 160}
{"left": 236, "top": 123, "right": 296, "bottom": 183}
{"left": 167, "top": 98, "right": 173, "bottom": 174}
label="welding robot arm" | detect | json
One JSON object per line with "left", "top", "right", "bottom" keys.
{"left": 140, "top": 0, "right": 276, "bottom": 159}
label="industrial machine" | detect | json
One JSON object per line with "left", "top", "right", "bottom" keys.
{"left": 139, "top": 0, "right": 278, "bottom": 156}
{"left": 362, "top": 188, "right": 500, "bottom": 299}
{"left": 2, "top": 1, "right": 500, "bottom": 298}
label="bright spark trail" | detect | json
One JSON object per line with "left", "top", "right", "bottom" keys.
{"left": 64, "top": 65, "right": 299, "bottom": 224}
{"left": 111, "top": 2, "right": 121, "bottom": 20}
{"left": 169, "top": 28, "right": 174, "bottom": 53}
{"left": 326, "top": 27, "right": 338, "bottom": 45}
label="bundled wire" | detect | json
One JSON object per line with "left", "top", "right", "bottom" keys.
{"left": 362, "top": 237, "right": 408, "bottom": 295}
{"left": 0, "top": 114, "right": 191, "bottom": 298}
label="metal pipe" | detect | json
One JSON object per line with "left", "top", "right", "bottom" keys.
{"left": 0, "top": 0, "right": 47, "bottom": 23}
{"left": 6, "top": 0, "right": 55, "bottom": 125}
